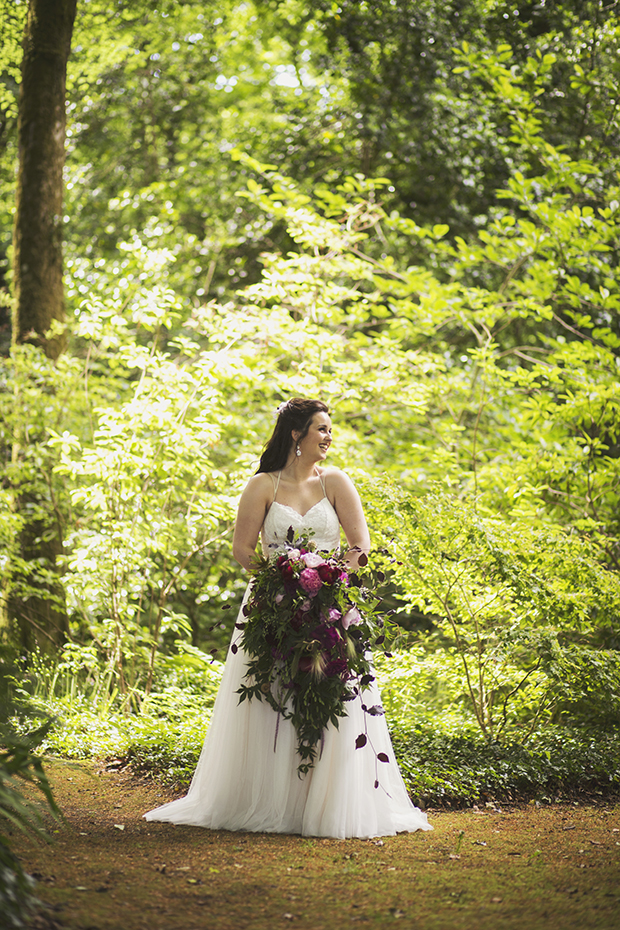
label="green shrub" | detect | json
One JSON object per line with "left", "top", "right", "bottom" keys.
{"left": 391, "top": 723, "right": 620, "bottom": 808}
{"left": 0, "top": 708, "right": 59, "bottom": 928}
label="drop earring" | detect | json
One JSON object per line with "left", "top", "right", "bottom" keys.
{"left": 296, "top": 443, "right": 301, "bottom": 457}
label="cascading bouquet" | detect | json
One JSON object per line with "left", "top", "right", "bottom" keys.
{"left": 234, "top": 528, "right": 392, "bottom": 775}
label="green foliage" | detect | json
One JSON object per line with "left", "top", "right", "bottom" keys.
{"left": 367, "top": 484, "right": 620, "bottom": 739}
{"left": 4, "top": 112, "right": 620, "bottom": 738}
{"left": 391, "top": 724, "right": 620, "bottom": 808}
{"left": 12, "top": 643, "right": 223, "bottom": 787}
{"left": 0, "top": 691, "right": 59, "bottom": 928}
{"left": 2, "top": 1, "right": 620, "bottom": 805}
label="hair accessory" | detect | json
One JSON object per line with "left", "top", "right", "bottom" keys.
{"left": 275, "top": 400, "right": 290, "bottom": 418}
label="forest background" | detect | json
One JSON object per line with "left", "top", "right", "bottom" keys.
{"left": 1, "top": 0, "right": 620, "bottom": 921}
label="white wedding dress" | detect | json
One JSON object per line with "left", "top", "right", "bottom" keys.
{"left": 144, "top": 483, "right": 432, "bottom": 838}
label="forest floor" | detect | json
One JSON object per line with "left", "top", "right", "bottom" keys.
{"left": 12, "top": 760, "right": 620, "bottom": 930}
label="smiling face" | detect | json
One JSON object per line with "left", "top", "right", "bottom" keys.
{"left": 294, "top": 411, "right": 332, "bottom": 461}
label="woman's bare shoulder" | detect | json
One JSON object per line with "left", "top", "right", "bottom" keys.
{"left": 241, "top": 472, "right": 275, "bottom": 499}
{"left": 318, "top": 466, "right": 354, "bottom": 489}
{"left": 247, "top": 471, "right": 276, "bottom": 487}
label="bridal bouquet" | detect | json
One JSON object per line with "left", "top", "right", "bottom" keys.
{"left": 234, "top": 529, "right": 390, "bottom": 774}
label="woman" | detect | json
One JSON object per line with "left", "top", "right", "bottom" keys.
{"left": 145, "top": 399, "right": 431, "bottom": 838}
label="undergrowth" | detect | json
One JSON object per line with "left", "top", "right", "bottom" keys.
{"left": 391, "top": 724, "right": 620, "bottom": 808}
{"left": 10, "top": 646, "right": 620, "bottom": 807}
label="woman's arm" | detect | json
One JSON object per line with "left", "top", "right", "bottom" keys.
{"left": 326, "top": 469, "right": 371, "bottom": 568}
{"left": 232, "top": 474, "right": 273, "bottom": 571}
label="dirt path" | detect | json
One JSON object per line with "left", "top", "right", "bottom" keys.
{"left": 12, "top": 761, "right": 620, "bottom": 930}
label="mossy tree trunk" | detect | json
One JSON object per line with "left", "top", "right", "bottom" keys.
{"left": 12, "top": 0, "right": 77, "bottom": 359}
{"left": 9, "top": 0, "right": 78, "bottom": 653}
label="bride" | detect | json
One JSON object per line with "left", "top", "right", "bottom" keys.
{"left": 144, "top": 398, "right": 431, "bottom": 838}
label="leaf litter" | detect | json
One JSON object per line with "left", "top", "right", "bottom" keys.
{"left": 12, "top": 761, "right": 620, "bottom": 930}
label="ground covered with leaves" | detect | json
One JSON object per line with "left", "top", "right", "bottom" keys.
{"left": 11, "top": 761, "right": 620, "bottom": 930}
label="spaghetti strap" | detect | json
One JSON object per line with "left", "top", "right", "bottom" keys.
{"left": 316, "top": 468, "right": 327, "bottom": 497}
{"left": 270, "top": 470, "right": 282, "bottom": 502}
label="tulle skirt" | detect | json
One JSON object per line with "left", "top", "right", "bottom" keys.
{"left": 144, "top": 588, "right": 432, "bottom": 839}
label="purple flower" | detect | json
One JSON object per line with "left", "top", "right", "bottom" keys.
{"left": 299, "top": 568, "right": 323, "bottom": 596}
{"left": 317, "top": 624, "right": 340, "bottom": 649}
{"left": 342, "top": 606, "right": 362, "bottom": 630}
{"left": 325, "top": 606, "right": 342, "bottom": 625}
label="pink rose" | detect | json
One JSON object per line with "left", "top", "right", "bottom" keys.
{"left": 322, "top": 607, "right": 342, "bottom": 625}
{"left": 301, "top": 551, "right": 324, "bottom": 568}
{"left": 287, "top": 548, "right": 301, "bottom": 561}
{"left": 299, "top": 568, "right": 323, "bottom": 597}
{"left": 275, "top": 592, "right": 285, "bottom": 604}
{"left": 342, "top": 606, "right": 362, "bottom": 630}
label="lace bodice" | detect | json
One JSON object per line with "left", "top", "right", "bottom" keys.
{"left": 261, "top": 498, "right": 341, "bottom": 554}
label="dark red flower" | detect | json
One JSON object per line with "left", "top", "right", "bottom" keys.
{"left": 325, "top": 658, "right": 349, "bottom": 679}
{"left": 317, "top": 624, "right": 339, "bottom": 649}
{"left": 290, "top": 608, "right": 308, "bottom": 631}
{"left": 317, "top": 563, "right": 339, "bottom": 584}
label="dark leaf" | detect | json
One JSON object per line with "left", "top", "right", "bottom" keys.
{"left": 376, "top": 571, "right": 385, "bottom": 582}
{"left": 377, "top": 752, "right": 389, "bottom": 763}
{"left": 235, "top": 622, "right": 246, "bottom": 630}
{"left": 384, "top": 652, "right": 393, "bottom": 658}
{"left": 375, "top": 635, "right": 385, "bottom": 645}
{"left": 242, "top": 604, "right": 250, "bottom": 616}
{"left": 355, "top": 733, "right": 367, "bottom": 749}
{"left": 360, "top": 674, "right": 375, "bottom": 686}
{"left": 374, "top": 779, "right": 379, "bottom": 789}
{"left": 221, "top": 604, "right": 232, "bottom": 610}
{"left": 361, "top": 704, "right": 367, "bottom": 712}
{"left": 287, "top": 525, "right": 295, "bottom": 542}
{"left": 231, "top": 643, "right": 238, "bottom": 654}
{"left": 210, "top": 648, "right": 218, "bottom": 655}
{"left": 358, "top": 552, "right": 368, "bottom": 567}
{"left": 367, "top": 705, "right": 384, "bottom": 716}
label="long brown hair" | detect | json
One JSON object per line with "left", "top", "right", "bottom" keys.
{"left": 256, "top": 398, "right": 330, "bottom": 474}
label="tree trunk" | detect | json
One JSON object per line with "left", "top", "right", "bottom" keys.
{"left": 12, "top": 0, "right": 77, "bottom": 360}
{"left": 9, "top": 0, "right": 77, "bottom": 653}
